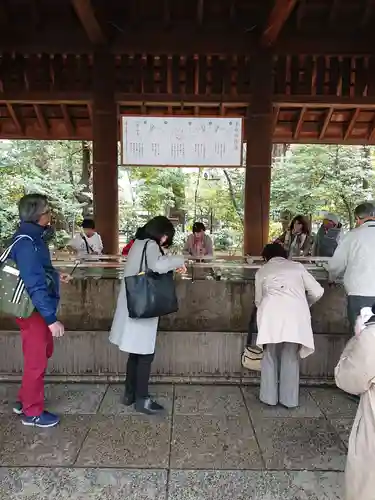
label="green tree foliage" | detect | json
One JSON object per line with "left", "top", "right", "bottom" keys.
{"left": 0, "top": 140, "right": 87, "bottom": 243}
{"left": 271, "top": 144, "right": 374, "bottom": 229}
{"left": 1, "top": 139, "right": 374, "bottom": 252}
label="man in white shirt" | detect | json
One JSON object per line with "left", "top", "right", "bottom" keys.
{"left": 68, "top": 219, "right": 103, "bottom": 258}
{"left": 328, "top": 202, "right": 375, "bottom": 332}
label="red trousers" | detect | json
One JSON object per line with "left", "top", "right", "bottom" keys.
{"left": 16, "top": 312, "right": 53, "bottom": 417}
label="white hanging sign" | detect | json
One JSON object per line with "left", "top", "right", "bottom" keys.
{"left": 121, "top": 116, "right": 243, "bottom": 167}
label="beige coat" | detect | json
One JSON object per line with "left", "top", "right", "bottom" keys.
{"left": 255, "top": 258, "right": 324, "bottom": 358}
{"left": 109, "top": 239, "right": 184, "bottom": 355}
{"left": 335, "top": 324, "right": 375, "bottom": 500}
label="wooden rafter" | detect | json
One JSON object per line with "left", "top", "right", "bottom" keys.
{"left": 344, "top": 108, "right": 360, "bottom": 140}
{"left": 293, "top": 106, "right": 306, "bottom": 139}
{"left": 273, "top": 106, "right": 280, "bottom": 132}
{"left": 296, "top": 0, "right": 306, "bottom": 30}
{"left": 87, "top": 103, "right": 93, "bottom": 124}
{"left": 362, "top": 0, "right": 374, "bottom": 26}
{"left": 230, "top": 0, "right": 236, "bottom": 23}
{"left": 33, "top": 104, "right": 48, "bottom": 135}
{"left": 197, "top": 0, "right": 204, "bottom": 25}
{"left": 0, "top": 1, "right": 9, "bottom": 27}
{"left": 330, "top": 0, "right": 341, "bottom": 24}
{"left": 319, "top": 108, "right": 334, "bottom": 140}
{"left": 164, "top": 0, "right": 171, "bottom": 26}
{"left": 71, "top": 0, "right": 106, "bottom": 45}
{"left": 368, "top": 112, "right": 375, "bottom": 142}
{"left": 6, "top": 103, "right": 23, "bottom": 135}
{"left": 61, "top": 104, "right": 75, "bottom": 135}
{"left": 262, "top": 0, "right": 299, "bottom": 47}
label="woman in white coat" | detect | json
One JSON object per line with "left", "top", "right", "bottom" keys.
{"left": 255, "top": 243, "right": 324, "bottom": 408}
{"left": 110, "top": 216, "right": 185, "bottom": 415}
{"left": 335, "top": 305, "right": 375, "bottom": 500}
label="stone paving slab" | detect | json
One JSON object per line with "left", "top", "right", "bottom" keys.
{"left": 253, "top": 417, "right": 347, "bottom": 471}
{"left": 170, "top": 414, "right": 263, "bottom": 469}
{"left": 308, "top": 388, "right": 358, "bottom": 417}
{"left": 44, "top": 384, "right": 108, "bottom": 415}
{"left": 0, "top": 415, "right": 92, "bottom": 467}
{"left": 0, "top": 383, "right": 350, "bottom": 499}
{"left": 328, "top": 416, "right": 354, "bottom": 448}
{"left": 0, "top": 468, "right": 168, "bottom": 500}
{"left": 0, "top": 383, "right": 19, "bottom": 414}
{"left": 168, "top": 470, "right": 344, "bottom": 500}
{"left": 76, "top": 415, "right": 171, "bottom": 468}
{"left": 174, "top": 385, "right": 246, "bottom": 415}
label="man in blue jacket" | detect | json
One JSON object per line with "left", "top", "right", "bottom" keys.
{"left": 11, "top": 194, "right": 65, "bottom": 428}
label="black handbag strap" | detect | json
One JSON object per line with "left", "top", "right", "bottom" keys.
{"left": 139, "top": 240, "right": 150, "bottom": 273}
{"left": 139, "top": 239, "right": 164, "bottom": 273}
{"left": 81, "top": 235, "right": 92, "bottom": 254}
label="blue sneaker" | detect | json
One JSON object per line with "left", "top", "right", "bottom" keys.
{"left": 12, "top": 401, "right": 23, "bottom": 416}
{"left": 22, "top": 411, "right": 60, "bottom": 428}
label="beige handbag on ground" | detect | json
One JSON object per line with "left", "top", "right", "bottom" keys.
{"left": 241, "top": 345, "right": 263, "bottom": 372}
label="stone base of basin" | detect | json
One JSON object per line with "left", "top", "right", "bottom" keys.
{"left": 0, "top": 330, "right": 350, "bottom": 384}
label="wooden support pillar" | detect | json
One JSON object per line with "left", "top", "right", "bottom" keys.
{"left": 92, "top": 51, "right": 118, "bottom": 254}
{"left": 244, "top": 51, "right": 273, "bottom": 256}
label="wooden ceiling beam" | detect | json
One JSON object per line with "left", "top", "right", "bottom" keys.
{"left": 293, "top": 106, "right": 306, "bottom": 139}
{"left": 262, "top": 0, "right": 299, "bottom": 47}
{"left": 33, "top": 104, "right": 48, "bottom": 135}
{"left": 2, "top": 30, "right": 375, "bottom": 56}
{"left": 344, "top": 108, "right": 360, "bottom": 140}
{"left": 319, "top": 108, "right": 334, "bottom": 140}
{"left": 71, "top": 0, "right": 106, "bottom": 45}
{"left": 6, "top": 103, "right": 23, "bottom": 135}
{"left": 2, "top": 91, "right": 375, "bottom": 109}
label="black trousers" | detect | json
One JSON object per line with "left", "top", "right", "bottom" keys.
{"left": 347, "top": 295, "right": 375, "bottom": 333}
{"left": 125, "top": 353, "right": 155, "bottom": 399}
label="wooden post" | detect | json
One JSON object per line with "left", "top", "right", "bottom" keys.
{"left": 244, "top": 51, "right": 273, "bottom": 256}
{"left": 92, "top": 51, "right": 118, "bottom": 254}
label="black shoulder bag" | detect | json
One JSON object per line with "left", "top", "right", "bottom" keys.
{"left": 125, "top": 240, "right": 179, "bottom": 319}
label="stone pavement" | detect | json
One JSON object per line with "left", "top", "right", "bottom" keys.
{"left": 0, "top": 383, "right": 355, "bottom": 499}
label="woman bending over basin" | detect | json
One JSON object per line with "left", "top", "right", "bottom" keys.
{"left": 110, "top": 216, "right": 186, "bottom": 415}
{"left": 255, "top": 243, "right": 324, "bottom": 408}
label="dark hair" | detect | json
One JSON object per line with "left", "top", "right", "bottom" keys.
{"left": 136, "top": 216, "right": 175, "bottom": 247}
{"left": 289, "top": 215, "right": 310, "bottom": 235}
{"left": 354, "top": 202, "right": 375, "bottom": 220}
{"left": 18, "top": 194, "right": 49, "bottom": 223}
{"left": 261, "top": 243, "right": 288, "bottom": 262}
{"left": 193, "top": 222, "right": 206, "bottom": 233}
{"left": 82, "top": 219, "right": 95, "bottom": 230}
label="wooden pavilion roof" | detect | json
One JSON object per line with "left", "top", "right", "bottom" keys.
{"left": 1, "top": 0, "right": 375, "bottom": 144}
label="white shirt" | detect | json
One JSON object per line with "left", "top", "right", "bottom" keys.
{"left": 328, "top": 220, "right": 375, "bottom": 296}
{"left": 69, "top": 232, "right": 103, "bottom": 258}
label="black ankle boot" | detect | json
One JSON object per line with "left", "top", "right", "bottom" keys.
{"left": 123, "top": 392, "right": 136, "bottom": 406}
{"left": 135, "top": 397, "right": 164, "bottom": 415}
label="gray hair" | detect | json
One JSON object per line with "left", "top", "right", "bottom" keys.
{"left": 354, "top": 202, "right": 375, "bottom": 220}
{"left": 18, "top": 194, "right": 49, "bottom": 223}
